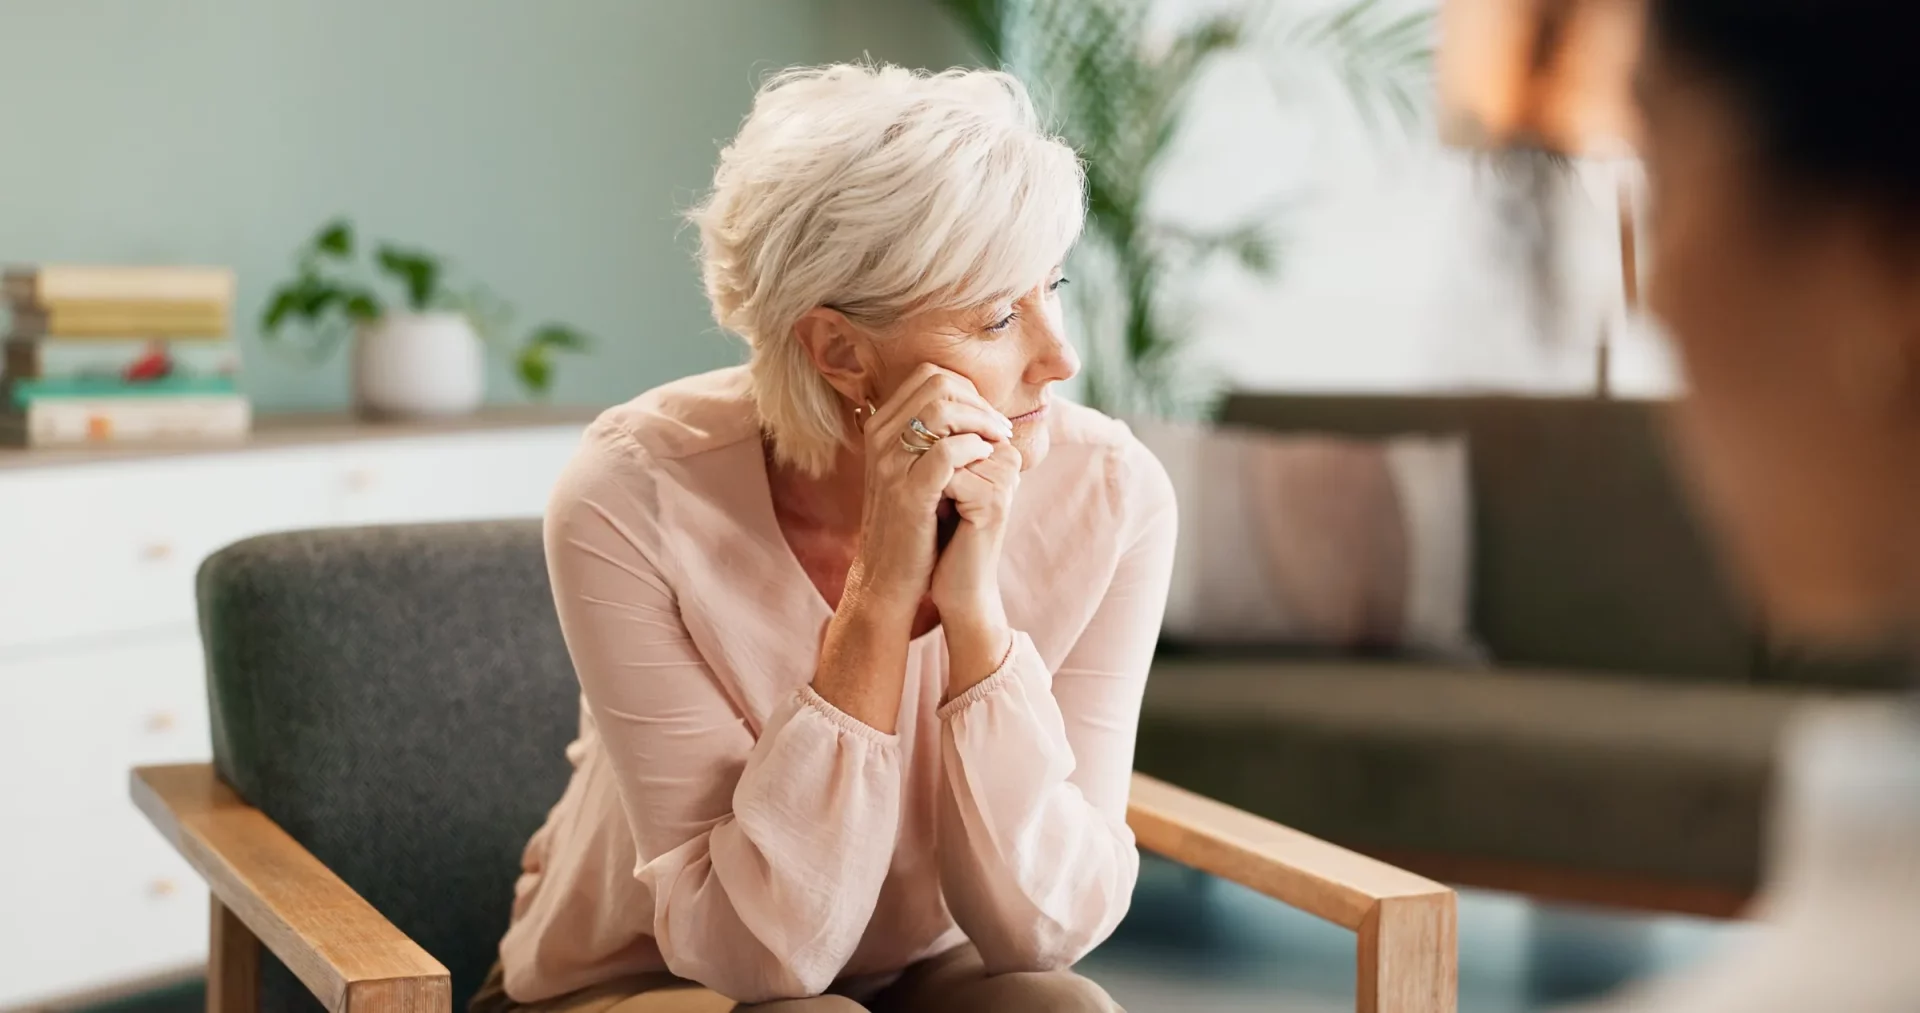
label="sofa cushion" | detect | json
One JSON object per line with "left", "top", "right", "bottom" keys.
{"left": 1219, "top": 394, "right": 1756, "bottom": 681}
{"left": 1135, "top": 656, "right": 1828, "bottom": 893}
{"left": 1131, "top": 415, "right": 1478, "bottom": 662}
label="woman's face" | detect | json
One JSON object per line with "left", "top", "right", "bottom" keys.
{"left": 866, "top": 270, "right": 1079, "bottom": 470}
{"left": 1638, "top": 37, "right": 1920, "bottom": 641}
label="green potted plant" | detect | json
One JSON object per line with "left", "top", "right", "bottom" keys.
{"left": 262, "top": 218, "right": 590, "bottom": 418}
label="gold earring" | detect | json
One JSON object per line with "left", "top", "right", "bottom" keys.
{"left": 853, "top": 399, "right": 878, "bottom": 428}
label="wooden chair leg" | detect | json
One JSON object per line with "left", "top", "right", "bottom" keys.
{"left": 1357, "top": 891, "right": 1458, "bottom": 1013}
{"left": 209, "top": 895, "right": 261, "bottom": 1013}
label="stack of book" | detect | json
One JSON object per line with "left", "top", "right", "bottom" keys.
{"left": 2, "top": 264, "right": 250, "bottom": 447}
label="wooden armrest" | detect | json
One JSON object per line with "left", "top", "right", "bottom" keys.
{"left": 132, "top": 763, "right": 450, "bottom": 1013}
{"left": 1128, "top": 772, "right": 1457, "bottom": 1013}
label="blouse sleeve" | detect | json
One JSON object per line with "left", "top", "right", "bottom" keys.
{"left": 933, "top": 440, "right": 1178, "bottom": 972}
{"left": 544, "top": 433, "right": 904, "bottom": 1003}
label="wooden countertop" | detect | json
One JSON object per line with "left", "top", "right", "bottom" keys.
{"left": 0, "top": 404, "right": 604, "bottom": 471}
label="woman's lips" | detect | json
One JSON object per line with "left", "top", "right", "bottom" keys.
{"left": 1009, "top": 403, "right": 1049, "bottom": 424}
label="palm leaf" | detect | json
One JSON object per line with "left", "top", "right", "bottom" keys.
{"left": 1138, "top": 16, "right": 1239, "bottom": 204}
{"left": 1261, "top": 0, "right": 1436, "bottom": 133}
{"left": 1030, "top": 2, "right": 1147, "bottom": 204}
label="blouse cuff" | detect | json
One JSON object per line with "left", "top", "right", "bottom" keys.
{"left": 936, "top": 634, "right": 1024, "bottom": 722}
{"left": 797, "top": 685, "right": 901, "bottom": 747}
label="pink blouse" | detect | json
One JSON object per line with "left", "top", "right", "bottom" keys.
{"left": 498, "top": 367, "right": 1178, "bottom": 1004}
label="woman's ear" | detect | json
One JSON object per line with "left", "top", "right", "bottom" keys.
{"left": 793, "top": 307, "right": 874, "bottom": 403}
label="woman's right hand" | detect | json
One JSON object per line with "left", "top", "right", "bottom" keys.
{"left": 842, "top": 364, "right": 1014, "bottom": 621}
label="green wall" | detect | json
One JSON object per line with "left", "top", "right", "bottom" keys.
{"left": 0, "top": 0, "right": 969, "bottom": 411}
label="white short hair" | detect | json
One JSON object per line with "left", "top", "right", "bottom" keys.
{"left": 688, "top": 63, "right": 1086, "bottom": 477}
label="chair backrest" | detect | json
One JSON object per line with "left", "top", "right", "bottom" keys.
{"left": 198, "top": 520, "right": 580, "bottom": 1012}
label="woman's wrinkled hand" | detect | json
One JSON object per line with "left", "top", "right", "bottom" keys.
{"left": 843, "top": 363, "right": 1013, "bottom": 624}
{"left": 931, "top": 435, "right": 1020, "bottom": 624}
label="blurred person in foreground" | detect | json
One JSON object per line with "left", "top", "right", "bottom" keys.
{"left": 470, "top": 64, "right": 1170, "bottom": 1013}
{"left": 1577, "top": 1, "right": 1920, "bottom": 1009}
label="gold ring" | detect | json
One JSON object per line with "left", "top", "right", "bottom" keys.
{"left": 908, "top": 418, "right": 942, "bottom": 445}
{"left": 900, "top": 416, "right": 941, "bottom": 455}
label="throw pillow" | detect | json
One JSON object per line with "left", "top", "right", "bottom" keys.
{"left": 1131, "top": 416, "right": 1481, "bottom": 662}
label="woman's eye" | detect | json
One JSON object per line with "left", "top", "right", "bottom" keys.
{"left": 985, "top": 311, "right": 1018, "bottom": 333}
{"left": 1049, "top": 276, "right": 1070, "bottom": 292}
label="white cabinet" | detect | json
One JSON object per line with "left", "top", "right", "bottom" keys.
{"left": 0, "top": 635, "right": 210, "bottom": 1004}
{"left": 0, "top": 452, "right": 341, "bottom": 652}
{"left": 0, "top": 415, "right": 587, "bottom": 1009}
{"left": 334, "top": 428, "right": 579, "bottom": 526}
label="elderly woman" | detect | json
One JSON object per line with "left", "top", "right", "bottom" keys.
{"left": 471, "top": 64, "right": 1172, "bottom": 1013}
{"left": 1577, "top": 0, "right": 1920, "bottom": 1010}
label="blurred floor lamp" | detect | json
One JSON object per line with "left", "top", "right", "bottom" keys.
{"left": 1438, "top": 0, "right": 1646, "bottom": 397}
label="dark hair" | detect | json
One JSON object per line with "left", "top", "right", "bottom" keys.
{"left": 1649, "top": 0, "right": 1920, "bottom": 210}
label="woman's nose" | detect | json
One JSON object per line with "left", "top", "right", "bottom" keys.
{"left": 1026, "top": 312, "right": 1079, "bottom": 385}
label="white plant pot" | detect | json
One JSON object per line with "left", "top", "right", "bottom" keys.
{"left": 352, "top": 312, "right": 486, "bottom": 419}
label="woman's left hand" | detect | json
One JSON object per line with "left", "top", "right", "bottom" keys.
{"left": 933, "top": 437, "right": 1021, "bottom": 698}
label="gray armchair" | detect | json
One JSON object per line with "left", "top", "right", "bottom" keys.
{"left": 134, "top": 522, "right": 1458, "bottom": 1013}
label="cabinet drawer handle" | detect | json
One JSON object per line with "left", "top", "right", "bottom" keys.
{"left": 148, "top": 878, "right": 177, "bottom": 899}
{"left": 345, "top": 468, "right": 377, "bottom": 492}
{"left": 139, "top": 542, "right": 174, "bottom": 562}
{"left": 145, "top": 712, "right": 177, "bottom": 733}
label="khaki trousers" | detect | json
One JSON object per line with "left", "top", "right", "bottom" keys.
{"left": 471, "top": 944, "right": 1122, "bottom": 1013}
